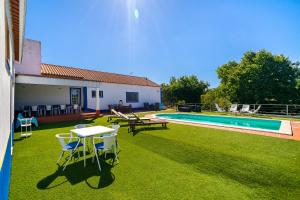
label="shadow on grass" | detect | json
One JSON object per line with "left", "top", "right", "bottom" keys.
{"left": 37, "top": 157, "right": 115, "bottom": 190}
{"left": 132, "top": 126, "right": 169, "bottom": 136}
{"left": 132, "top": 133, "right": 300, "bottom": 190}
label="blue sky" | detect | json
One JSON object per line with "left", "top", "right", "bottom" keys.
{"left": 25, "top": 0, "right": 300, "bottom": 87}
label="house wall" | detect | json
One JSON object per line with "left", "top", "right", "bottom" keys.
{"left": 15, "top": 84, "right": 72, "bottom": 110}
{"left": 86, "top": 83, "right": 161, "bottom": 110}
{"left": 0, "top": 1, "right": 15, "bottom": 200}
{"left": 14, "top": 39, "right": 41, "bottom": 75}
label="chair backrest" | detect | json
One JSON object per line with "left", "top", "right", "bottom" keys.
{"left": 46, "top": 105, "right": 52, "bottom": 110}
{"left": 241, "top": 104, "right": 250, "bottom": 112}
{"left": 117, "top": 112, "right": 129, "bottom": 119}
{"left": 102, "top": 134, "right": 117, "bottom": 151}
{"left": 31, "top": 105, "right": 38, "bottom": 111}
{"left": 60, "top": 105, "right": 66, "bottom": 110}
{"left": 55, "top": 134, "right": 67, "bottom": 149}
{"left": 229, "top": 104, "right": 237, "bottom": 112}
{"left": 74, "top": 124, "right": 92, "bottom": 129}
{"left": 111, "top": 125, "right": 120, "bottom": 135}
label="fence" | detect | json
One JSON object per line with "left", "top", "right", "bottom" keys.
{"left": 176, "top": 103, "right": 300, "bottom": 117}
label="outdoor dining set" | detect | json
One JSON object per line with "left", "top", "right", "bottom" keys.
{"left": 22, "top": 104, "right": 81, "bottom": 117}
{"left": 56, "top": 124, "right": 120, "bottom": 172}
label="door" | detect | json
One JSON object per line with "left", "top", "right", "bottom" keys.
{"left": 70, "top": 88, "right": 81, "bottom": 105}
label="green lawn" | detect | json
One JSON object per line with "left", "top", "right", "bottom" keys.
{"left": 9, "top": 115, "right": 300, "bottom": 200}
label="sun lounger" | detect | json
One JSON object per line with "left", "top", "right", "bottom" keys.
{"left": 240, "top": 104, "right": 250, "bottom": 113}
{"left": 111, "top": 111, "right": 151, "bottom": 124}
{"left": 229, "top": 104, "right": 238, "bottom": 113}
{"left": 128, "top": 113, "right": 168, "bottom": 132}
{"left": 215, "top": 103, "right": 225, "bottom": 112}
{"left": 247, "top": 105, "right": 261, "bottom": 114}
{"left": 107, "top": 109, "right": 135, "bottom": 122}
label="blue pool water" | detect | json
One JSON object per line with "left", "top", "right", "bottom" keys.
{"left": 156, "top": 113, "right": 282, "bottom": 131}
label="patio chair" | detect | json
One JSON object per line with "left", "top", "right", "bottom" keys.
{"left": 92, "top": 134, "right": 118, "bottom": 172}
{"left": 215, "top": 103, "right": 225, "bottom": 112}
{"left": 46, "top": 105, "right": 53, "bottom": 116}
{"left": 56, "top": 133, "right": 83, "bottom": 171}
{"left": 73, "top": 104, "right": 80, "bottom": 114}
{"left": 229, "top": 104, "right": 238, "bottom": 113}
{"left": 107, "top": 125, "right": 120, "bottom": 149}
{"left": 23, "top": 105, "right": 31, "bottom": 117}
{"left": 31, "top": 105, "right": 38, "bottom": 117}
{"left": 60, "top": 104, "right": 66, "bottom": 115}
{"left": 18, "top": 116, "right": 32, "bottom": 138}
{"left": 128, "top": 113, "right": 168, "bottom": 132}
{"left": 247, "top": 105, "right": 261, "bottom": 114}
{"left": 240, "top": 104, "right": 250, "bottom": 113}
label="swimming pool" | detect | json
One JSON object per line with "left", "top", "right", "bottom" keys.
{"left": 155, "top": 113, "right": 291, "bottom": 134}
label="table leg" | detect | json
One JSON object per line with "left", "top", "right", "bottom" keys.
{"left": 83, "top": 137, "right": 86, "bottom": 167}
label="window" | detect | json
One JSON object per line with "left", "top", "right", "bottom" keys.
{"left": 126, "top": 92, "right": 139, "bottom": 103}
{"left": 99, "top": 90, "right": 103, "bottom": 98}
{"left": 92, "top": 90, "right": 96, "bottom": 98}
{"left": 92, "top": 90, "right": 103, "bottom": 98}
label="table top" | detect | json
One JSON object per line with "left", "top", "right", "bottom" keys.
{"left": 70, "top": 125, "right": 115, "bottom": 137}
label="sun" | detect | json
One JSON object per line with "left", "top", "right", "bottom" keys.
{"left": 134, "top": 8, "right": 139, "bottom": 19}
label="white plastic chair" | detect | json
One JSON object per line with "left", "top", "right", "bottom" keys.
{"left": 93, "top": 134, "right": 118, "bottom": 172}
{"left": 56, "top": 133, "right": 83, "bottom": 171}
{"left": 31, "top": 105, "right": 38, "bottom": 117}
{"left": 18, "top": 117, "right": 32, "bottom": 138}
{"left": 74, "top": 124, "right": 93, "bottom": 152}
{"left": 46, "top": 105, "right": 52, "bottom": 116}
{"left": 60, "top": 104, "right": 66, "bottom": 115}
{"left": 73, "top": 104, "right": 80, "bottom": 113}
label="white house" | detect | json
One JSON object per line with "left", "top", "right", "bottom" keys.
{"left": 15, "top": 39, "right": 161, "bottom": 114}
{"left": 0, "top": 0, "right": 26, "bottom": 200}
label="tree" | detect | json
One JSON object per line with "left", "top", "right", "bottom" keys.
{"left": 162, "top": 75, "right": 209, "bottom": 105}
{"left": 201, "top": 88, "right": 230, "bottom": 110}
{"left": 217, "top": 50, "right": 300, "bottom": 104}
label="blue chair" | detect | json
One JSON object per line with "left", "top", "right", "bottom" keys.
{"left": 92, "top": 134, "right": 118, "bottom": 172}
{"left": 56, "top": 133, "right": 83, "bottom": 171}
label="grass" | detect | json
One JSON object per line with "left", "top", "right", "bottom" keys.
{"left": 9, "top": 114, "right": 300, "bottom": 200}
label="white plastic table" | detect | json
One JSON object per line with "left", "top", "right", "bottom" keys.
{"left": 70, "top": 126, "right": 115, "bottom": 167}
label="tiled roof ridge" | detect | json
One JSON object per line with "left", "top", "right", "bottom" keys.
{"left": 41, "top": 63, "right": 150, "bottom": 80}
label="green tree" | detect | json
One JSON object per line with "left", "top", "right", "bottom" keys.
{"left": 162, "top": 75, "right": 209, "bottom": 105}
{"left": 217, "top": 50, "right": 300, "bottom": 104}
{"left": 201, "top": 88, "right": 231, "bottom": 110}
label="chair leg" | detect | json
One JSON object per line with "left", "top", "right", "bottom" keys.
{"left": 94, "top": 147, "right": 101, "bottom": 172}
{"left": 57, "top": 151, "right": 65, "bottom": 163}
{"left": 113, "top": 146, "right": 119, "bottom": 163}
{"left": 63, "top": 150, "right": 76, "bottom": 171}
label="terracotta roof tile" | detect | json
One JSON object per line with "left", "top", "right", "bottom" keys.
{"left": 40, "top": 63, "right": 160, "bottom": 87}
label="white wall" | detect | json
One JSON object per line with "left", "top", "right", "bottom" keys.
{"left": 14, "top": 39, "right": 41, "bottom": 75}
{"left": 0, "top": 0, "right": 13, "bottom": 168}
{"left": 15, "top": 84, "right": 71, "bottom": 110}
{"left": 87, "top": 83, "right": 161, "bottom": 110}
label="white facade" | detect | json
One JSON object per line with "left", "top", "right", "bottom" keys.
{"left": 87, "top": 83, "right": 161, "bottom": 110}
{"left": 0, "top": 0, "right": 14, "bottom": 167}
{"left": 15, "top": 76, "right": 161, "bottom": 111}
